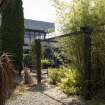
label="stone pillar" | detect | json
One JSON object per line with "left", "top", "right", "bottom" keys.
{"left": 81, "top": 26, "right": 93, "bottom": 100}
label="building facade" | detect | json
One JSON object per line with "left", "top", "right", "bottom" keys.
{"left": 24, "top": 19, "right": 55, "bottom": 51}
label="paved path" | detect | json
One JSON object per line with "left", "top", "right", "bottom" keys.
{"left": 6, "top": 91, "right": 62, "bottom": 105}
{"left": 5, "top": 70, "right": 62, "bottom": 105}
{"left": 5, "top": 70, "right": 83, "bottom": 105}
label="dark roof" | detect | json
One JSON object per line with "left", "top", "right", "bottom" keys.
{"left": 24, "top": 19, "right": 55, "bottom": 33}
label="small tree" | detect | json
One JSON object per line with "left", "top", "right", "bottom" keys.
{"left": 1, "top": 0, "right": 24, "bottom": 75}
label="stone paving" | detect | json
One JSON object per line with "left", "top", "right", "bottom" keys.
{"left": 6, "top": 91, "right": 62, "bottom": 105}
{"left": 5, "top": 84, "right": 85, "bottom": 105}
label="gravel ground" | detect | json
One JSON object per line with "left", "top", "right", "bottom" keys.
{"left": 4, "top": 69, "right": 105, "bottom": 105}
{"left": 5, "top": 70, "right": 62, "bottom": 105}
{"left": 5, "top": 70, "right": 83, "bottom": 105}
{"left": 6, "top": 91, "right": 62, "bottom": 105}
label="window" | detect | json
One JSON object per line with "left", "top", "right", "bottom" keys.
{"left": 25, "top": 31, "right": 30, "bottom": 38}
{"left": 30, "top": 31, "right": 35, "bottom": 39}
{"left": 24, "top": 37, "right": 30, "bottom": 44}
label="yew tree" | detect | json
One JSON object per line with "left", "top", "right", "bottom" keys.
{"left": 1, "top": 0, "right": 24, "bottom": 74}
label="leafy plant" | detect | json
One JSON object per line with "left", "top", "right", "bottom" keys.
{"left": 52, "top": 0, "right": 105, "bottom": 97}
{"left": 48, "top": 67, "right": 66, "bottom": 85}
{"left": 41, "top": 59, "right": 52, "bottom": 68}
{"left": 48, "top": 67, "right": 83, "bottom": 95}
{"left": 60, "top": 69, "right": 83, "bottom": 95}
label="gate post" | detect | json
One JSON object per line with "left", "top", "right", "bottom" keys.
{"left": 32, "top": 39, "right": 41, "bottom": 84}
{"left": 36, "top": 39, "right": 41, "bottom": 84}
{"left": 81, "top": 26, "right": 93, "bottom": 100}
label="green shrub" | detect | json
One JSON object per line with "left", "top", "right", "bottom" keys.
{"left": 48, "top": 67, "right": 66, "bottom": 85}
{"left": 1, "top": 0, "right": 24, "bottom": 75}
{"left": 41, "top": 59, "right": 52, "bottom": 68}
{"left": 60, "top": 69, "right": 83, "bottom": 95}
{"left": 48, "top": 67, "right": 83, "bottom": 95}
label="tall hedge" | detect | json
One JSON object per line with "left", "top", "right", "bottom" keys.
{"left": 1, "top": 0, "right": 24, "bottom": 74}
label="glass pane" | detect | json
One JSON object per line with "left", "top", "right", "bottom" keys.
{"left": 25, "top": 31, "right": 30, "bottom": 38}
{"left": 24, "top": 38, "right": 30, "bottom": 44}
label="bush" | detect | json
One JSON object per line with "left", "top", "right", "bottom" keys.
{"left": 1, "top": 0, "right": 24, "bottom": 75}
{"left": 48, "top": 67, "right": 83, "bottom": 95}
{"left": 41, "top": 59, "right": 52, "bottom": 69}
{"left": 48, "top": 67, "right": 66, "bottom": 85}
{"left": 60, "top": 69, "right": 83, "bottom": 95}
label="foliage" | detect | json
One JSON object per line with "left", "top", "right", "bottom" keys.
{"left": 31, "top": 40, "right": 41, "bottom": 83}
{"left": 52, "top": 0, "right": 105, "bottom": 30}
{"left": 41, "top": 47, "right": 46, "bottom": 59}
{"left": 52, "top": 0, "right": 105, "bottom": 96}
{"left": 48, "top": 67, "right": 66, "bottom": 85}
{"left": 60, "top": 68, "right": 83, "bottom": 95}
{"left": 41, "top": 59, "right": 52, "bottom": 68}
{"left": 48, "top": 67, "right": 83, "bottom": 94}
{"left": 23, "top": 54, "right": 32, "bottom": 68}
{"left": 1, "top": 0, "right": 24, "bottom": 74}
{"left": 57, "top": 35, "right": 84, "bottom": 69}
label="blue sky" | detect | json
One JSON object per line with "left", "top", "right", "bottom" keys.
{"left": 22, "top": 0, "right": 56, "bottom": 22}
